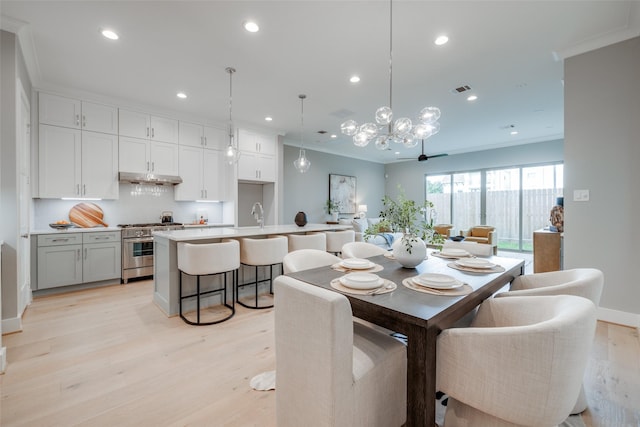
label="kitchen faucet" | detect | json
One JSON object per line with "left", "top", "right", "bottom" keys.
{"left": 251, "top": 202, "right": 264, "bottom": 228}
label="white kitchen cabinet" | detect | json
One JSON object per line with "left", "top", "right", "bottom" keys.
{"left": 179, "top": 121, "right": 227, "bottom": 150}
{"left": 36, "top": 231, "right": 120, "bottom": 289}
{"left": 119, "top": 136, "right": 179, "bottom": 176}
{"left": 39, "top": 124, "right": 119, "bottom": 199}
{"left": 238, "top": 129, "right": 276, "bottom": 155}
{"left": 39, "top": 92, "right": 118, "bottom": 134}
{"left": 237, "top": 152, "right": 276, "bottom": 182}
{"left": 119, "top": 109, "right": 179, "bottom": 143}
{"left": 175, "top": 145, "right": 227, "bottom": 201}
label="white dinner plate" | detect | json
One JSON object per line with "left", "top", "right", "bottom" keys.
{"left": 413, "top": 273, "right": 463, "bottom": 289}
{"left": 339, "top": 273, "right": 383, "bottom": 290}
{"left": 455, "top": 258, "right": 496, "bottom": 269}
{"left": 340, "top": 258, "right": 374, "bottom": 269}
{"left": 440, "top": 248, "right": 469, "bottom": 257}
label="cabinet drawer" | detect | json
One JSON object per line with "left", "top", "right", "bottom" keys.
{"left": 38, "top": 233, "right": 83, "bottom": 247}
{"left": 83, "top": 231, "right": 120, "bottom": 244}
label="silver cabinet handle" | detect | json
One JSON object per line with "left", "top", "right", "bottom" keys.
{"left": 204, "top": 136, "right": 207, "bottom": 146}
{"left": 76, "top": 114, "right": 80, "bottom": 126}
{"left": 52, "top": 238, "right": 69, "bottom": 242}
{"left": 147, "top": 127, "right": 150, "bottom": 137}
{"left": 151, "top": 162, "right": 155, "bottom": 172}
{"left": 77, "top": 249, "right": 81, "bottom": 261}
{"left": 151, "top": 128, "right": 155, "bottom": 138}
{"left": 204, "top": 189, "right": 207, "bottom": 199}
{"left": 147, "top": 161, "right": 150, "bottom": 171}
{"left": 82, "top": 115, "right": 86, "bottom": 128}
{"left": 76, "top": 184, "right": 80, "bottom": 195}
{"left": 83, "top": 184, "right": 86, "bottom": 195}
{"left": 21, "top": 233, "right": 29, "bottom": 238}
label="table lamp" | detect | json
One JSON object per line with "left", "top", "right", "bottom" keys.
{"left": 358, "top": 204, "right": 368, "bottom": 219}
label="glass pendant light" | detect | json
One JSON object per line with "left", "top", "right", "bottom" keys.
{"left": 224, "top": 67, "right": 240, "bottom": 165}
{"left": 293, "top": 94, "right": 311, "bottom": 173}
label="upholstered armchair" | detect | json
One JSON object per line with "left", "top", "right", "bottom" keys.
{"left": 496, "top": 268, "right": 604, "bottom": 414}
{"left": 460, "top": 225, "right": 497, "bottom": 254}
{"left": 437, "top": 295, "right": 597, "bottom": 427}
{"left": 274, "top": 276, "right": 407, "bottom": 427}
{"left": 433, "top": 224, "right": 454, "bottom": 238}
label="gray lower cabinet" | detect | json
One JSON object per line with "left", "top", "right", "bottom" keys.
{"left": 36, "top": 231, "right": 121, "bottom": 289}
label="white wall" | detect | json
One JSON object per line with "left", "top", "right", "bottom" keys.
{"left": 565, "top": 36, "right": 640, "bottom": 325}
{"left": 282, "top": 145, "right": 386, "bottom": 224}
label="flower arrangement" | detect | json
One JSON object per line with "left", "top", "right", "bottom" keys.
{"left": 324, "top": 198, "right": 341, "bottom": 214}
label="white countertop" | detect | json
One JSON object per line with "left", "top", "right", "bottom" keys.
{"left": 153, "top": 223, "right": 351, "bottom": 242}
{"left": 30, "top": 226, "right": 121, "bottom": 235}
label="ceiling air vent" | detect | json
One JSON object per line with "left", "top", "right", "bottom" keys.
{"left": 451, "top": 84, "right": 472, "bottom": 94}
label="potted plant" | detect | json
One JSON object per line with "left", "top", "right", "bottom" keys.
{"left": 365, "top": 186, "right": 444, "bottom": 267}
{"left": 325, "top": 199, "right": 341, "bottom": 221}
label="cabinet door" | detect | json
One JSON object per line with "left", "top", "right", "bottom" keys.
{"left": 257, "top": 154, "right": 276, "bottom": 182}
{"left": 149, "top": 141, "right": 179, "bottom": 175}
{"left": 256, "top": 133, "right": 276, "bottom": 155}
{"left": 81, "top": 101, "right": 118, "bottom": 134}
{"left": 237, "top": 151, "right": 259, "bottom": 181}
{"left": 37, "top": 244, "right": 83, "bottom": 289}
{"left": 203, "top": 125, "right": 227, "bottom": 150}
{"left": 39, "top": 124, "right": 82, "bottom": 198}
{"left": 150, "top": 116, "right": 179, "bottom": 144}
{"left": 119, "top": 109, "right": 150, "bottom": 139}
{"left": 119, "top": 136, "right": 149, "bottom": 173}
{"left": 175, "top": 145, "right": 204, "bottom": 201}
{"left": 179, "top": 121, "right": 204, "bottom": 147}
{"left": 202, "top": 149, "right": 223, "bottom": 200}
{"left": 238, "top": 129, "right": 257, "bottom": 153}
{"left": 83, "top": 242, "right": 121, "bottom": 282}
{"left": 82, "top": 131, "right": 119, "bottom": 199}
{"left": 39, "top": 93, "right": 81, "bottom": 129}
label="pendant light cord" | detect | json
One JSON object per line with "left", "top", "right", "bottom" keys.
{"left": 299, "top": 94, "right": 306, "bottom": 149}
{"left": 226, "top": 67, "right": 236, "bottom": 139}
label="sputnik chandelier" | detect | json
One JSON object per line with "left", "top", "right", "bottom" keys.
{"left": 340, "top": 0, "right": 441, "bottom": 150}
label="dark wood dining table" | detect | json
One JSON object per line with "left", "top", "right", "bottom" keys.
{"left": 287, "top": 251, "right": 525, "bottom": 427}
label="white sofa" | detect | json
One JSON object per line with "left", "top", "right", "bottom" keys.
{"left": 339, "top": 218, "right": 402, "bottom": 249}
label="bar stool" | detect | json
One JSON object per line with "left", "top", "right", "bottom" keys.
{"left": 324, "top": 230, "right": 355, "bottom": 256}
{"left": 238, "top": 236, "right": 288, "bottom": 309}
{"left": 177, "top": 239, "right": 239, "bottom": 325}
{"left": 287, "top": 233, "right": 326, "bottom": 252}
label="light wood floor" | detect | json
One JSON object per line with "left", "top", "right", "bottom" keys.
{"left": 1, "top": 280, "right": 638, "bottom": 427}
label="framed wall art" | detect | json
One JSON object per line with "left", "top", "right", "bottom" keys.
{"left": 329, "top": 174, "right": 356, "bottom": 214}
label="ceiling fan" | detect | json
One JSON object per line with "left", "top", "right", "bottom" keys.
{"left": 397, "top": 139, "right": 448, "bottom": 162}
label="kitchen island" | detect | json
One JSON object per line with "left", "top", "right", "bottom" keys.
{"left": 152, "top": 223, "right": 351, "bottom": 316}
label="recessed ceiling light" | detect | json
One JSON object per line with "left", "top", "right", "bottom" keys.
{"left": 330, "top": 134, "right": 337, "bottom": 139}
{"left": 265, "top": 116, "right": 273, "bottom": 122}
{"left": 101, "top": 29, "right": 119, "bottom": 40}
{"left": 467, "top": 95, "right": 478, "bottom": 101}
{"left": 511, "top": 131, "right": 519, "bottom": 135}
{"left": 434, "top": 35, "right": 448, "bottom": 46}
{"left": 350, "top": 75, "right": 361, "bottom": 83}
{"left": 176, "top": 92, "right": 187, "bottom": 99}
{"left": 243, "top": 21, "right": 259, "bottom": 33}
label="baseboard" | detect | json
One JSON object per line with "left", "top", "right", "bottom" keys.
{"left": 1, "top": 316, "right": 23, "bottom": 335}
{"left": 0, "top": 346, "right": 6, "bottom": 374}
{"left": 597, "top": 307, "right": 639, "bottom": 328}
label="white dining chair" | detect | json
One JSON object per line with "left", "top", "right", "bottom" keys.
{"left": 437, "top": 295, "right": 597, "bottom": 427}
{"left": 287, "top": 232, "right": 327, "bottom": 252}
{"left": 282, "top": 249, "right": 341, "bottom": 274}
{"left": 324, "top": 229, "right": 355, "bottom": 255}
{"left": 442, "top": 240, "right": 493, "bottom": 257}
{"left": 495, "top": 267, "right": 604, "bottom": 413}
{"left": 341, "top": 241, "right": 387, "bottom": 259}
{"left": 274, "top": 275, "right": 407, "bottom": 427}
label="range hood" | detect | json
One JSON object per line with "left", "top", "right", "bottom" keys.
{"left": 118, "top": 172, "right": 183, "bottom": 186}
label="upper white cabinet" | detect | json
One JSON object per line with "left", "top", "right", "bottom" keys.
{"left": 39, "top": 124, "right": 119, "bottom": 199}
{"left": 39, "top": 92, "right": 118, "bottom": 134}
{"left": 119, "top": 136, "right": 179, "bottom": 176}
{"left": 119, "top": 109, "right": 179, "bottom": 144}
{"left": 175, "top": 145, "right": 228, "bottom": 201}
{"left": 179, "top": 121, "right": 227, "bottom": 150}
{"left": 237, "top": 129, "right": 276, "bottom": 182}
{"left": 238, "top": 129, "right": 276, "bottom": 155}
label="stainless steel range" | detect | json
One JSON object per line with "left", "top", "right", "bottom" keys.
{"left": 120, "top": 223, "right": 184, "bottom": 283}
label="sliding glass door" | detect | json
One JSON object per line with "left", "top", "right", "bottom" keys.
{"left": 426, "top": 162, "right": 563, "bottom": 252}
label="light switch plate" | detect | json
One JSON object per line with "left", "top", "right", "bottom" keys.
{"left": 573, "top": 189, "right": 590, "bottom": 202}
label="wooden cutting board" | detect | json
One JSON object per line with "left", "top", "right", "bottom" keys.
{"left": 69, "top": 202, "right": 108, "bottom": 228}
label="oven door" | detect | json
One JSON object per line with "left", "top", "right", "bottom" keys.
{"left": 123, "top": 237, "right": 154, "bottom": 270}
